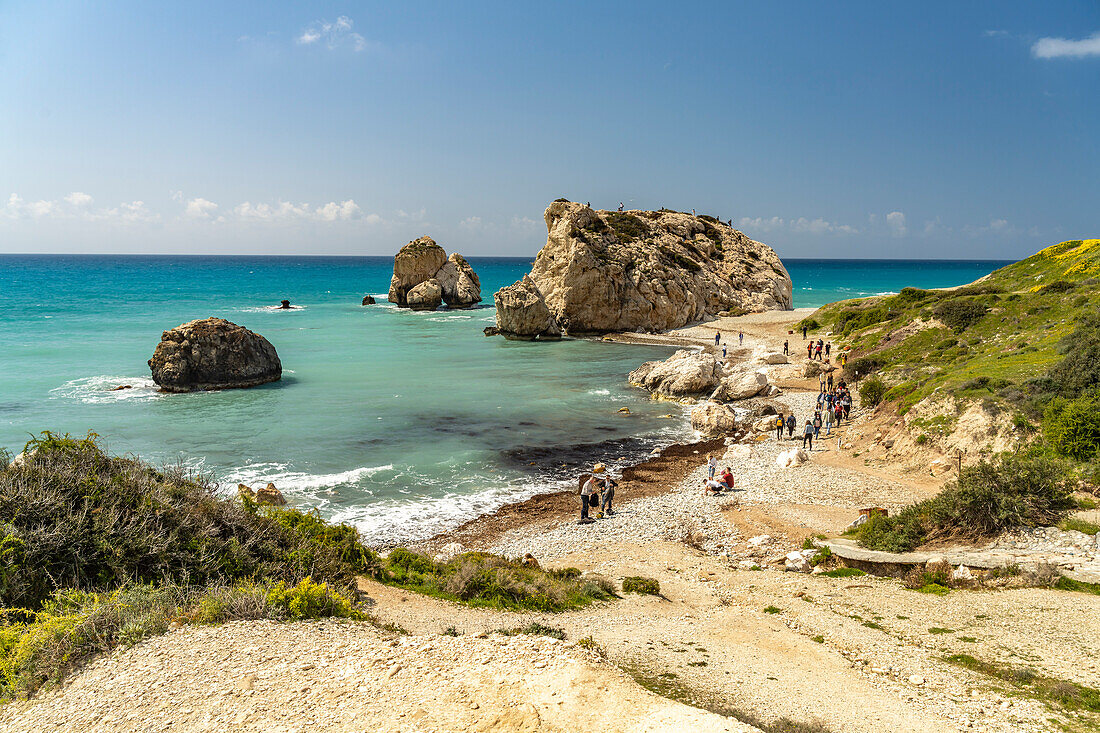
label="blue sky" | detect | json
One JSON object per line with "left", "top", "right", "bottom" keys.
{"left": 1, "top": 1, "right": 1097, "bottom": 258}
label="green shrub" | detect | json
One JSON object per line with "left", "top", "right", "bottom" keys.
{"left": 820, "top": 567, "right": 865, "bottom": 578}
{"left": 371, "top": 550, "right": 615, "bottom": 612}
{"left": 933, "top": 299, "right": 988, "bottom": 333}
{"left": 915, "top": 434, "right": 929, "bottom": 445}
{"left": 495, "top": 622, "right": 567, "bottom": 640}
{"left": 1042, "top": 391, "right": 1100, "bottom": 462}
{"left": 845, "top": 356, "right": 885, "bottom": 380}
{"left": 266, "top": 578, "right": 361, "bottom": 620}
{"left": 798, "top": 318, "right": 820, "bottom": 332}
{"left": 1039, "top": 314, "right": 1100, "bottom": 397}
{"left": 605, "top": 212, "right": 648, "bottom": 243}
{"left": 621, "top": 576, "right": 661, "bottom": 595}
{"left": 860, "top": 377, "right": 887, "bottom": 408}
{"left": 852, "top": 454, "right": 1075, "bottom": 552}
{"left": 763, "top": 605, "right": 781, "bottom": 614}
{"left": 0, "top": 433, "right": 366, "bottom": 610}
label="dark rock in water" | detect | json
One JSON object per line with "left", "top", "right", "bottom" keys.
{"left": 111, "top": 385, "right": 132, "bottom": 391}
{"left": 501, "top": 436, "right": 655, "bottom": 479}
{"left": 279, "top": 300, "right": 291, "bottom": 309}
{"left": 148, "top": 317, "right": 281, "bottom": 393}
{"left": 362, "top": 295, "right": 376, "bottom": 305}
{"left": 483, "top": 326, "right": 501, "bottom": 337}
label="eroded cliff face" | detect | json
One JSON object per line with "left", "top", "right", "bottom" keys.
{"left": 494, "top": 202, "right": 792, "bottom": 338}
{"left": 388, "top": 237, "right": 482, "bottom": 310}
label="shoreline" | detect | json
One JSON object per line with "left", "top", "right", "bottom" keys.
{"left": 411, "top": 307, "right": 819, "bottom": 554}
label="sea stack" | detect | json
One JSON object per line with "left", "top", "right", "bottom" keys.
{"left": 493, "top": 201, "right": 793, "bottom": 338}
{"left": 148, "top": 317, "right": 282, "bottom": 392}
{"left": 387, "top": 236, "right": 481, "bottom": 310}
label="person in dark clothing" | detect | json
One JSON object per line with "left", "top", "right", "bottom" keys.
{"left": 783, "top": 340, "right": 789, "bottom": 355}
{"left": 775, "top": 414, "right": 785, "bottom": 440}
{"left": 802, "top": 420, "right": 814, "bottom": 450}
{"left": 802, "top": 326, "right": 808, "bottom": 340}
{"left": 827, "top": 373, "right": 834, "bottom": 390}
{"left": 807, "top": 342, "right": 813, "bottom": 359}
{"left": 714, "top": 331, "right": 721, "bottom": 346}
{"left": 813, "top": 413, "right": 823, "bottom": 438}
{"left": 786, "top": 413, "right": 796, "bottom": 438}
{"left": 824, "top": 342, "right": 831, "bottom": 357}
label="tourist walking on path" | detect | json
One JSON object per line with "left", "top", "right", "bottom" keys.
{"left": 807, "top": 342, "right": 813, "bottom": 360}
{"left": 825, "top": 342, "right": 831, "bottom": 358}
{"left": 813, "top": 413, "right": 823, "bottom": 438}
{"left": 738, "top": 331, "right": 744, "bottom": 346}
{"left": 786, "top": 413, "right": 796, "bottom": 438}
{"left": 775, "top": 414, "right": 785, "bottom": 440}
{"left": 715, "top": 331, "right": 721, "bottom": 346}
{"left": 824, "top": 407, "right": 834, "bottom": 436}
{"left": 827, "top": 373, "right": 834, "bottom": 390}
{"left": 707, "top": 454, "right": 717, "bottom": 479}
{"left": 802, "top": 420, "right": 814, "bottom": 450}
{"left": 802, "top": 325, "right": 808, "bottom": 340}
{"left": 783, "top": 340, "right": 789, "bottom": 356}
{"left": 722, "top": 345, "right": 727, "bottom": 358}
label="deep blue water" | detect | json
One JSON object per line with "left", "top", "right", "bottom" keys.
{"left": 0, "top": 254, "right": 1010, "bottom": 543}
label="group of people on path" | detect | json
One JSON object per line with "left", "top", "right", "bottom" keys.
{"left": 578, "top": 463, "right": 619, "bottom": 522}
{"left": 773, "top": 379, "right": 853, "bottom": 451}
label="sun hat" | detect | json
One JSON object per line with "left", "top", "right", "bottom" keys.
{"left": 592, "top": 463, "right": 606, "bottom": 474}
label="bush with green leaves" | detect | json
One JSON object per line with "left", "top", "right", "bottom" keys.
{"left": 0, "top": 433, "right": 371, "bottom": 610}
{"left": 933, "top": 299, "right": 988, "bottom": 333}
{"left": 1042, "top": 391, "right": 1100, "bottom": 462}
{"left": 860, "top": 377, "right": 887, "bottom": 408}
{"left": 621, "top": 576, "right": 661, "bottom": 595}
{"left": 851, "top": 454, "right": 1075, "bottom": 552}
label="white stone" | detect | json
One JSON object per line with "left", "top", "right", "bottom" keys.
{"left": 952, "top": 564, "right": 973, "bottom": 581}
{"left": 747, "top": 535, "right": 772, "bottom": 548}
{"left": 775, "top": 448, "right": 810, "bottom": 469}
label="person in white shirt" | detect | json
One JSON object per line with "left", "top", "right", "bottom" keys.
{"left": 707, "top": 454, "right": 717, "bottom": 479}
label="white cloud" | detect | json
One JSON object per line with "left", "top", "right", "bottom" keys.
{"left": 184, "top": 197, "right": 219, "bottom": 219}
{"left": 886, "top": 211, "right": 907, "bottom": 236}
{"left": 983, "top": 29, "right": 1010, "bottom": 38}
{"left": 458, "top": 216, "right": 482, "bottom": 229}
{"left": 233, "top": 199, "right": 365, "bottom": 223}
{"left": 297, "top": 16, "right": 368, "bottom": 51}
{"left": 737, "top": 215, "right": 858, "bottom": 235}
{"left": 64, "top": 192, "right": 93, "bottom": 207}
{"left": 1032, "top": 31, "right": 1100, "bottom": 59}
{"left": 88, "top": 201, "right": 160, "bottom": 224}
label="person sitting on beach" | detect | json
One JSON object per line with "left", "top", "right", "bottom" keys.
{"left": 720, "top": 467, "right": 735, "bottom": 489}
{"left": 802, "top": 420, "right": 814, "bottom": 450}
{"left": 702, "top": 478, "right": 724, "bottom": 495}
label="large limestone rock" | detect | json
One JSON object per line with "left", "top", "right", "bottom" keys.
{"left": 775, "top": 448, "right": 810, "bottom": 469}
{"left": 388, "top": 236, "right": 447, "bottom": 306}
{"left": 690, "top": 402, "right": 746, "bottom": 437}
{"left": 435, "top": 253, "right": 482, "bottom": 308}
{"left": 628, "top": 350, "right": 723, "bottom": 398}
{"left": 710, "top": 371, "right": 769, "bottom": 401}
{"left": 406, "top": 279, "right": 444, "bottom": 310}
{"left": 148, "top": 318, "right": 281, "bottom": 393}
{"left": 387, "top": 237, "right": 480, "bottom": 310}
{"left": 493, "top": 276, "right": 561, "bottom": 340}
{"left": 493, "top": 201, "right": 792, "bottom": 336}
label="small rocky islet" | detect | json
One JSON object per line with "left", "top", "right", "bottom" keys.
{"left": 147, "top": 317, "right": 282, "bottom": 393}
{"left": 387, "top": 236, "right": 481, "bottom": 310}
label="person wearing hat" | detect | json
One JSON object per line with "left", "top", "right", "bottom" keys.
{"left": 599, "top": 465, "right": 619, "bottom": 516}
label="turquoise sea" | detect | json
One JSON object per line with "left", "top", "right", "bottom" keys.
{"left": 0, "top": 255, "right": 1009, "bottom": 544}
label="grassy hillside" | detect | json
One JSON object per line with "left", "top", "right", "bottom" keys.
{"left": 804, "top": 239, "right": 1100, "bottom": 415}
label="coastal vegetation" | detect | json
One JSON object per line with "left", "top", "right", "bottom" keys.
{"left": 803, "top": 239, "right": 1100, "bottom": 495}
{"left": 0, "top": 433, "right": 614, "bottom": 700}
{"left": 849, "top": 454, "right": 1076, "bottom": 552}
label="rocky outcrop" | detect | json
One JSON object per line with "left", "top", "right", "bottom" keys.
{"left": 493, "top": 201, "right": 792, "bottom": 337}
{"left": 628, "top": 350, "right": 723, "bottom": 399}
{"left": 710, "top": 371, "right": 769, "bottom": 401}
{"left": 148, "top": 318, "right": 281, "bottom": 393}
{"left": 387, "top": 237, "right": 481, "bottom": 310}
{"left": 362, "top": 295, "right": 376, "bottom": 305}
{"left": 690, "top": 402, "right": 747, "bottom": 437}
{"left": 493, "top": 276, "right": 561, "bottom": 340}
{"left": 406, "top": 279, "right": 443, "bottom": 310}
{"left": 435, "top": 253, "right": 482, "bottom": 308}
